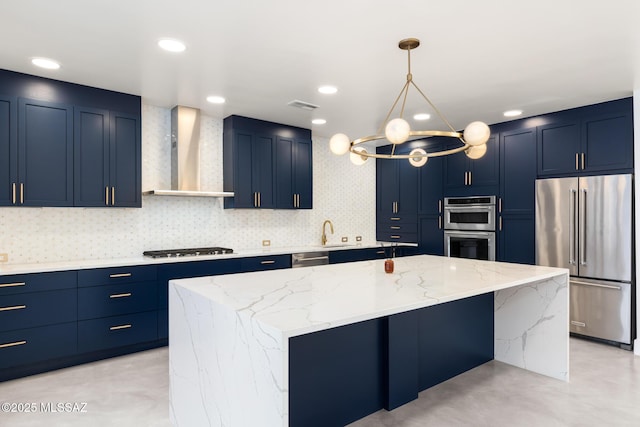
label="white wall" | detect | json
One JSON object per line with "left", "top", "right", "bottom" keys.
{"left": 634, "top": 92, "right": 640, "bottom": 355}
{"left": 0, "top": 104, "right": 376, "bottom": 264}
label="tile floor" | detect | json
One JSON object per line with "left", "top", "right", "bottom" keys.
{"left": 0, "top": 338, "right": 638, "bottom": 426}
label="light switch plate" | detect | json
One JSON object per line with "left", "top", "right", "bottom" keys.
{"left": 356, "top": 236, "right": 362, "bottom": 242}
{"left": 262, "top": 240, "right": 271, "bottom": 247}
{"left": 341, "top": 237, "right": 348, "bottom": 242}
{"left": 0, "top": 253, "right": 8, "bottom": 263}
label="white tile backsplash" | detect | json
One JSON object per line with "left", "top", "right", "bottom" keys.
{"left": 0, "top": 104, "right": 376, "bottom": 264}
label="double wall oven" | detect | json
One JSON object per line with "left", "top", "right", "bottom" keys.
{"left": 443, "top": 196, "right": 496, "bottom": 261}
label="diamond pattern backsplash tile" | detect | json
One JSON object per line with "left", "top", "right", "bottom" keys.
{"left": 0, "top": 104, "right": 376, "bottom": 264}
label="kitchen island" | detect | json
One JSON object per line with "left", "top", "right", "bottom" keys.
{"left": 169, "top": 255, "right": 569, "bottom": 427}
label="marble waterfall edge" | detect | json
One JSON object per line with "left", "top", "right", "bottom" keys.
{"left": 169, "top": 283, "right": 287, "bottom": 426}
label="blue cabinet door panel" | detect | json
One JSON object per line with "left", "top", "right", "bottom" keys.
{"left": 498, "top": 215, "right": 535, "bottom": 264}
{"left": 78, "top": 281, "right": 158, "bottom": 320}
{"left": 74, "top": 107, "right": 109, "bottom": 206}
{"left": 419, "top": 216, "right": 443, "bottom": 255}
{"left": 254, "top": 134, "right": 275, "bottom": 208}
{"left": 18, "top": 98, "right": 73, "bottom": 206}
{"left": 0, "top": 323, "right": 77, "bottom": 369}
{"left": 294, "top": 139, "right": 312, "bottom": 209}
{"left": 110, "top": 112, "right": 141, "bottom": 207}
{"left": 418, "top": 150, "right": 443, "bottom": 215}
{"left": 78, "top": 311, "right": 158, "bottom": 353}
{"left": 77, "top": 265, "right": 156, "bottom": 287}
{"left": 582, "top": 112, "right": 633, "bottom": 172}
{"left": 275, "top": 136, "right": 294, "bottom": 208}
{"left": 158, "top": 308, "right": 168, "bottom": 340}
{"left": 0, "top": 289, "right": 77, "bottom": 332}
{"left": 500, "top": 128, "right": 537, "bottom": 214}
{"left": 0, "top": 96, "right": 17, "bottom": 206}
{"left": 233, "top": 131, "right": 255, "bottom": 207}
{"left": 536, "top": 121, "right": 580, "bottom": 176}
{"left": 0, "top": 271, "right": 77, "bottom": 297}
{"left": 239, "top": 254, "right": 291, "bottom": 272}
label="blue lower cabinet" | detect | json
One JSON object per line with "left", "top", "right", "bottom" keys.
{"left": 0, "top": 323, "right": 77, "bottom": 368}
{"left": 0, "top": 270, "right": 77, "bottom": 297}
{"left": 239, "top": 254, "right": 291, "bottom": 272}
{"left": 77, "top": 281, "right": 157, "bottom": 320}
{"left": 78, "top": 311, "right": 158, "bottom": 353}
{"left": 0, "top": 289, "right": 77, "bottom": 332}
{"left": 158, "top": 309, "right": 168, "bottom": 340}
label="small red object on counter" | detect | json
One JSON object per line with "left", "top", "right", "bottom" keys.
{"left": 384, "top": 258, "right": 394, "bottom": 274}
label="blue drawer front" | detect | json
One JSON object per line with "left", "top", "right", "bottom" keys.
{"left": 78, "top": 265, "right": 157, "bottom": 287}
{"left": 0, "top": 323, "right": 77, "bottom": 368}
{"left": 78, "top": 311, "right": 158, "bottom": 353}
{"left": 0, "top": 271, "right": 77, "bottom": 296}
{"left": 0, "top": 289, "right": 77, "bottom": 333}
{"left": 78, "top": 281, "right": 157, "bottom": 320}
{"left": 239, "top": 254, "right": 291, "bottom": 272}
{"left": 158, "top": 308, "right": 168, "bottom": 340}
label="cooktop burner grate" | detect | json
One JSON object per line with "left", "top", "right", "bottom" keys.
{"left": 143, "top": 247, "right": 234, "bottom": 258}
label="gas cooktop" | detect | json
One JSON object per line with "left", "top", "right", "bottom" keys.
{"left": 143, "top": 247, "right": 234, "bottom": 258}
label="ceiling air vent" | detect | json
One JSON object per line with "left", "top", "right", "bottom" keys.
{"left": 287, "top": 99, "right": 319, "bottom": 111}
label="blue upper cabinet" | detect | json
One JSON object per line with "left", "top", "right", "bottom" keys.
{"left": 0, "top": 96, "right": 17, "bottom": 206}
{"left": 74, "top": 108, "right": 141, "bottom": 207}
{"left": 18, "top": 98, "right": 73, "bottom": 207}
{"left": 499, "top": 127, "right": 537, "bottom": 215}
{"left": 444, "top": 134, "right": 499, "bottom": 197}
{"left": 275, "top": 136, "right": 312, "bottom": 209}
{"left": 224, "top": 115, "right": 312, "bottom": 209}
{"left": 537, "top": 98, "right": 633, "bottom": 177}
{"left": 418, "top": 139, "right": 444, "bottom": 216}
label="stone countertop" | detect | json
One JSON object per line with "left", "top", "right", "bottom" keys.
{"left": 171, "top": 254, "right": 568, "bottom": 338}
{"left": 0, "top": 242, "right": 411, "bottom": 276}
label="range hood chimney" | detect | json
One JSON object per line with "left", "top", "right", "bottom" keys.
{"left": 144, "top": 106, "right": 234, "bottom": 198}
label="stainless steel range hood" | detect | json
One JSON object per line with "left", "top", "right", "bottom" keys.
{"left": 143, "top": 106, "right": 233, "bottom": 198}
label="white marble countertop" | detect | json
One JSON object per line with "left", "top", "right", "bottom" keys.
{"left": 0, "top": 241, "right": 410, "bottom": 276}
{"left": 171, "top": 255, "right": 568, "bottom": 338}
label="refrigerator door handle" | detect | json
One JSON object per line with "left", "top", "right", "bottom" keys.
{"left": 569, "top": 189, "right": 577, "bottom": 265}
{"left": 580, "top": 189, "right": 587, "bottom": 266}
{"left": 571, "top": 279, "right": 622, "bottom": 290}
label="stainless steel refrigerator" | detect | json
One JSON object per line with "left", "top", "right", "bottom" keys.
{"left": 535, "top": 174, "right": 634, "bottom": 349}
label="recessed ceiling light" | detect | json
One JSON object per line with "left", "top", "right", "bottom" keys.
{"left": 503, "top": 110, "right": 523, "bottom": 117}
{"left": 318, "top": 86, "right": 338, "bottom": 95}
{"left": 312, "top": 119, "right": 326, "bottom": 125}
{"left": 158, "top": 38, "right": 186, "bottom": 53}
{"left": 206, "top": 95, "right": 226, "bottom": 104}
{"left": 31, "top": 57, "right": 60, "bottom": 70}
{"left": 413, "top": 113, "right": 431, "bottom": 121}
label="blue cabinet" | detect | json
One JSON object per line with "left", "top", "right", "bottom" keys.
{"left": 444, "top": 134, "right": 499, "bottom": 196}
{"left": 376, "top": 145, "right": 418, "bottom": 243}
{"left": 224, "top": 115, "right": 312, "bottom": 209}
{"left": 498, "top": 127, "right": 537, "bottom": 264}
{"left": 74, "top": 108, "right": 140, "bottom": 207}
{"left": 275, "top": 136, "right": 312, "bottom": 209}
{"left": 418, "top": 216, "right": 443, "bottom": 255}
{"left": 537, "top": 98, "right": 633, "bottom": 177}
{"left": 17, "top": 98, "right": 73, "bottom": 206}
{"left": 0, "top": 95, "right": 17, "bottom": 206}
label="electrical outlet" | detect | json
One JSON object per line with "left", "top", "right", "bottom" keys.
{"left": 0, "top": 253, "right": 8, "bottom": 263}
{"left": 262, "top": 240, "right": 271, "bottom": 247}
{"left": 356, "top": 236, "right": 362, "bottom": 242}
{"left": 341, "top": 236, "right": 348, "bottom": 243}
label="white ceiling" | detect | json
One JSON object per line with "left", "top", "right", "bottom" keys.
{"left": 3, "top": 1, "right": 640, "bottom": 141}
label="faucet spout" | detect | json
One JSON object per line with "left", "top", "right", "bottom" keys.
{"left": 321, "top": 220, "right": 334, "bottom": 246}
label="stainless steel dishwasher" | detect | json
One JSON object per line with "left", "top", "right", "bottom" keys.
{"left": 291, "top": 251, "right": 329, "bottom": 268}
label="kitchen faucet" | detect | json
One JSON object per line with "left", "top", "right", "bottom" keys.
{"left": 321, "top": 220, "right": 334, "bottom": 246}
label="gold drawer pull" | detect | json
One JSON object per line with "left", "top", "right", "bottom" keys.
{"left": 376, "top": 250, "right": 386, "bottom": 254}
{"left": 110, "top": 324, "right": 132, "bottom": 331}
{"left": 390, "top": 235, "right": 401, "bottom": 239}
{"left": 0, "top": 340, "right": 27, "bottom": 349}
{"left": 109, "top": 293, "right": 132, "bottom": 299}
{"left": 260, "top": 260, "right": 276, "bottom": 265}
{"left": 109, "top": 273, "right": 132, "bottom": 278}
{"left": 390, "top": 226, "right": 401, "bottom": 230}
{"left": 0, "top": 282, "right": 26, "bottom": 288}
{"left": 0, "top": 305, "right": 26, "bottom": 312}
{"left": 390, "top": 217, "right": 401, "bottom": 221}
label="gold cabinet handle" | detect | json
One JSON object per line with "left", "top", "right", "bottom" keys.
{"left": 390, "top": 235, "right": 401, "bottom": 239}
{"left": 439, "top": 216, "right": 442, "bottom": 229}
{"left": 0, "top": 340, "right": 27, "bottom": 349}
{"left": 575, "top": 153, "right": 579, "bottom": 170}
{"left": 0, "top": 282, "right": 26, "bottom": 288}
{"left": 111, "top": 186, "right": 115, "bottom": 205}
{"left": 390, "top": 217, "right": 401, "bottom": 221}
{"left": 376, "top": 250, "right": 386, "bottom": 254}
{"left": 110, "top": 324, "right": 132, "bottom": 331}
{"left": 105, "top": 187, "right": 109, "bottom": 206}
{"left": 498, "top": 197, "right": 502, "bottom": 213}
{"left": 0, "top": 305, "right": 27, "bottom": 312}
{"left": 20, "top": 183, "right": 24, "bottom": 204}
{"left": 581, "top": 152, "right": 585, "bottom": 170}
{"left": 468, "top": 171, "right": 472, "bottom": 186}
{"left": 12, "top": 183, "right": 16, "bottom": 205}
{"left": 499, "top": 216, "right": 503, "bottom": 231}
{"left": 438, "top": 199, "right": 442, "bottom": 213}
{"left": 390, "top": 226, "right": 401, "bottom": 230}
{"left": 464, "top": 171, "right": 468, "bottom": 186}
{"left": 109, "top": 273, "right": 132, "bottom": 278}
{"left": 109, "top": 293, "right": 132, "bottom": 299}
{"left": 260, "top": 260, "right": 276, "bottom": 265}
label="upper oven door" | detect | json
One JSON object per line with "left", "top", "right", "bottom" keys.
{"left": 444, "top": 205, "right": 496, "bottom": 231}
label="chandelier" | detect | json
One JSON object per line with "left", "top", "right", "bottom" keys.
{"left": 329, "top": 38, "right": 490, "bottom": 167}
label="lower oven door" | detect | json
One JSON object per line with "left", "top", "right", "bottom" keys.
{"left": 444, "top": 230, "right": 496, "bottom": 261}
